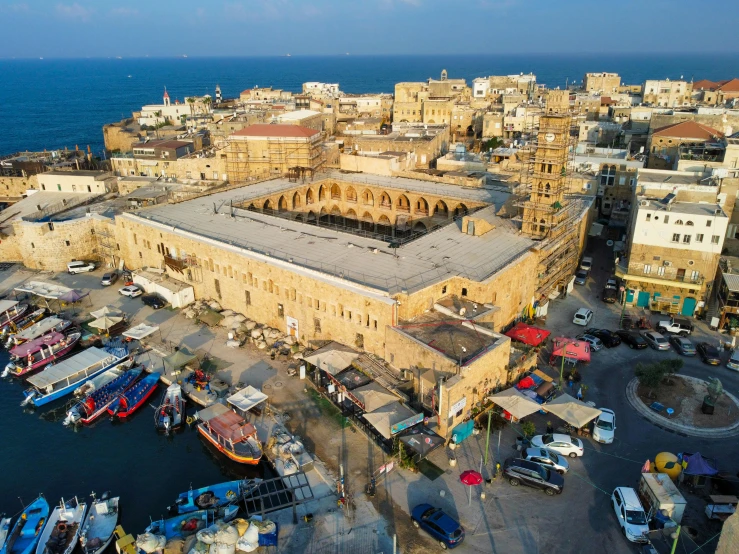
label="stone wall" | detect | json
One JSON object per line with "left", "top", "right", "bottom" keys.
{"left": 716, "top": 509, "right": 739, "bottom": 554}
{"left": 103, "top": 119, "right": 142, "bottom": 153}
{"left": 0, "top": 174, "right": 39, "bottom": 198}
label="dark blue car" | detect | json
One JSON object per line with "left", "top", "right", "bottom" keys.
{"left": 411, "top": 503, "right": 465, "bottom": 549}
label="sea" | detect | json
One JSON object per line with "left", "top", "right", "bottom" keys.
{"left": 1, "top": 53, "right": 738, "bottom": 157}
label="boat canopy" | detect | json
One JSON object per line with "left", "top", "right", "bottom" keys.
{"left": 227, "top": 386, "right": 268, "bottom": 413}
{"left": 10, "top": 331, "right": 64, "bottom": 357}
{"left": 14, "top": 317, "right": 65, "bottom": 341}
{"left": 122, "top": 322, "right": 160, "bottom": 340}
{"left": 198, "top": 403, "right": 256, "bottom": 442}
{"left": 27, "top": 347, "right": 117, "bottom": 389}
{"left": 14, "top": 281, "right": 72, "bottom": 300}
{"left": 0, "top": 300, "right": 19, "bottom": 314}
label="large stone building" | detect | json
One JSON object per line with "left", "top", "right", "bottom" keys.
{"left": 642, "top": 79, "right": 692, "bottom": 107}
{"left": 647, "top": 121, "right": 724, "bottom": 170}
{"left": 583, "top": 72, "right": 621, "bottom": 94}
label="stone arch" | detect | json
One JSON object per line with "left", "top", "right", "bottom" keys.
{"left": 247, "top": 203, "right": 257, "bottom": 212}
{"left": 362, "top": 189, "right": 374, "bottom": 206}
{"left": 346, "top": 186, "right": 357, "bottom": 203}
{"left": 379, "top": 191, "right": 392, "bottom": 209}
{"left": 330, "top": 205, "right": 343, "bottom": 225}
{"left": 319, "top": 206, "right": 329, "bottom": 224}
{"left": 264, "top": 199, "right": 274, "bottom": 212}
{"left": 306, "top": 188, "right": 315, "bottom": 204}
{"left": 396, "top": 194, "right": 410, "bottom": 212}
{"left": 377, "top": 214, "right": 393, "bottom": 235}
{"left": 306, "top": 210, "right": 317, "bottom": 224}
{"left": 434, "top": 200, "right": 449, "bottom": 218}
{"left": 453, "top": 203, "right": 468, "bottom": 218}
{"left": 427, "top": 119, "right": 436, "bottom": 124}
{"left": 415, "top": 197, "right": 429, "bottom": 215}
{"left": 412, "top": 220, "right": 428, "bottom": 233}
{"left": 293, "top": 212, "right": 304, "bottom": 221}
{"left": 345, "top": 208, "right": 358, "bottom": 229}
{"left": 330, "top": 183, "right": 341, "bottom": 200}
{"left": 292, "top": 191, "right": 302, "bottom": 210}
{"left": 278, "top": 195, "right": 288, "bottom": 212}
{"left": 360, "top": 211, "right": 374, "bottom": 232}
{"left": 318, "top": 185, "right": 327, "bottom": 202}
{"left": 539, "top": 218, "right": 546, "bottom": 233}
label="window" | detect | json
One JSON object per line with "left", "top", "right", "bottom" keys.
{"left": 686, "top": 221, "right": 694, "bottom": 226}
{"left": 675, "top": 220, "right": 683, "bottom": 225}
{"left": 277, "top": 304, "right": 284, "bottom": 317}
{"left": 646, "top": 214, "right": 651, "bottom": 222}
{"left": 245, "top": 290, "right": 251, "bottom": 306}
{"left": 314, "top": 318, "right": 321, "bottom": 333}
{"left": 696, "top": 234, "right": 704, "bottom": 243}
{"left": 691, "top": 270, "right": 700, "bottom": 281}
{"left": 214, "top": 279, "right": 221, "bottom": 299}
{"left": 712, "top": 235, "right": 720, "bottom": 244}
{"left": 356, "top": 333, "right": 364, "bottom": 348}
{"left": 65, "top": 240, "right": 70, "bottom": 246}
{"left": 707, "top": 220, "right": 712, "bottom": 227}
{"left": 683, "top": 235, "right": 691, "bottom": 244}
{"left": 672, "top": 233, "right": 680, "bottom": 243}
{"left": 657, "top": 266, "right": 665, "bottom": 276}
{"left": 442, "top": 285, "right": 447, "bottom": 294}
{"left": 462, "top": 288, "right": 468, "bottom": 297}
{"left": 664, "top": 215, "right": 669, "bottom": 224}
{"left": 643, "top": 265, "right": 652, "bottom": 274}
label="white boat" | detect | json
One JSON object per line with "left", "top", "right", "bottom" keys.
{"left": 6, "top": 318, "right": 71, "bottom": 349}
{"left": 36, "top": 498, "right": 87, "bottom": 554}
{"left": 73, "top": 366, "right": 124, "bottom": 397}
{"left": 0, "top": 516, "right": 11, "bottom": 552}
{"left": 154, "top": 383, "right": 185, "bottom": 434}
{"left": 79, "top": 494, "right": 119, "bottom": 554}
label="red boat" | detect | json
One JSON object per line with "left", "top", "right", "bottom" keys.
{"left": 107, "top": 372, "right": 159, "bottom": 418}
{"left": 0, "top": 300, "right": 29, "bottom": 328}
{"left": 3, "top": 330, "right": 82, "bottom": 378}
{"left": 197, "top": 403, "right": 263, "bottom": 465}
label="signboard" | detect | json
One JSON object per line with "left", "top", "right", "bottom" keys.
{"left": 448, "top": 397, "right": 467, "bottom": 418}
{"left": 286, "top": 316, "right": 299, "bottom": 338}
{"left": 390, "top": 412, "right": 424, "bottom": 435}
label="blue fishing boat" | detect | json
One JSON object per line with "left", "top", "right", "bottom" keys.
{"left": 167, "top": 479, "right": 262, "bottom": 515}
{"left": 0, "top": 496, "right": 50, "bottom": 554}
{"left": 64, "top": 366, "right": 143, "bottom": 425}
{"left": 144, "top": 506, "right": 237, "bottom": 540}
{"left": 107, "top": 372, "right": 159, "bottom": 419}
{"left": 22, "top": 342, "right": 131, "bottom": 408}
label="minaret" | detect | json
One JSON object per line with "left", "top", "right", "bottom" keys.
{"left": 163, "top": 87, "right": 170, "bottom": 107}
{"left": 215, "top": 84, "right": 222, "bottom": 104}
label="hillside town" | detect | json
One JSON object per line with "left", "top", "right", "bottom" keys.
{"left": 2, "top": 70, "right": 739, "bottom": 554}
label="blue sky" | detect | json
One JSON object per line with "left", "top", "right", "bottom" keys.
{"left": 1, "top": 0, "right": 737, "bottom": 58}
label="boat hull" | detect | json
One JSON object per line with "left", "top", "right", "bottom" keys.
{"left": 66, "top": 367, "right": 142, "bottom": 425}
{"left": 197, "top": 426, "right": 262, "bottom": 465}
{"left": 7, "top": 333, "right": 81, "bottom": 379}
{"left": 80, "top": 496, "right": 119, "bottom": 554}
{"left": 36, "top": 500, "right": 87, "bottom": 554}
{"left": 107, "top": 374, "right": 159, "bottom": 418}
{"left": 1, "top": 496, "right": 49, "bottom": 554}
{"left": 154, "top": 384, "right": 185, "bottom": 433}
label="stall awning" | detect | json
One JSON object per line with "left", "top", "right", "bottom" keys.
{"left": 363, "top": 401, "right": 418, "bottom": 440}
{"left": 163, "top": 347, "right": 197, "bottom": 370}
{"left": 227, "top": 385, "right": 269, "bottom": 413}
{"left": 398, "top": 427, "right": 445, "bottom": 460}
{"left": 551, "top": 337, "right": 591, "bottom": 363}
{"left": 59, "top": 289, "right": 89, "bottom": 303}
{"left": 488, "top": 388, "right": 542, "bottom": 419}
{"left": 352, "top": 382, "right": 397, "bottom": 412}
{"left": 14, "top": 281, "right": 72, "bottom": 300}
{"left": 0, "top": 300, "right": 19, "bottom": 314}
{"left": 90, "top": 306, "right": 122, "bottom": 319}
{"left": 682, "top": 452, "right": 719, "bottom": 476}
{"left": 89, "top": 315, "right": 123, "bottom": 330}
{"left": 123, "top": 323, "right": 160, "bottom": 340}
{"left": 505, "top": 322, "right": 551, "bottom": 347}
{"left": 303, "top": 342, "right": 359, "bottom": 376}
{"left": 543, "top": 394, "right": 602, "bottom": 428}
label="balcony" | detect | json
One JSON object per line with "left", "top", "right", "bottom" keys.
{"left": 615, "top": 260, "right": 704, "bottom": 287}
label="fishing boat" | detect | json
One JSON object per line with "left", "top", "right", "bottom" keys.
{"left": 79, "top": 493, "right": 119, "bottom": 554}
{"left": 64, "top": 366, "right": 143, "bottom": 425}
{"left": 0, "top": 496, "right": 49, "bottom": 554}
{"left": 196, "top": 404, "right": 263, "bottom": 465}
{"left": 0, "top": 517, "right": 11, "bottom": 552}
{"left": 154, "top": 383, "right": 185, "bottom": 433}
{"left": 36, "top": 498, "right": 87, "bottom": 554}
{"left": 0, "top": 301, "right": 29, "bottom": 329}
{"left": 107, "top": 372, "right": 159, "bottom": 419}
{"left": 1, "top": 308, "right": 46, "bottom": 341}
{"left": 22, "top": 342, "right": 132, "bottom": 407}
{"left": 73, "top": 366, "right": 124, "bottom": 397}
{"left": 3, "top": 330, "right": 81, "bottom": 379}
{"left": 5, "top": 318, "right": 71, "bottom": 349}
{"left": 167, "top": 478, "right": 262, "bottom": 515}
{"left": 143, "top": 506, "right": 237, "bottom": 540}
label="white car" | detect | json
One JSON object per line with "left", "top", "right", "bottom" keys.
{"left": 530, "top": 434, "right": 584, "bottom": 458}
{"left": 573, "top": 308, "right": 593, "bottom": 326}
{"left": 67, "top": 260, "right": 96, "bottom": 274}
{"left": 580, "top": 257, "right": 593, "bottom": 272}
{"left": 521, "top": 447, "right": 569, "bottom": 474}
{"left": 118, "top": 285, "right": 143, "bottom": 298}
{"left": 611, "top": 487, "right": 649, "bottom": 543}
{"left": 593, "top": 408, "right": 616, "bottom": 444}
{"left": 576, "top": 334, "right": 603, "bottom": 352}
{"left": 728, "top": 349, "right": 739, "bottom": 372}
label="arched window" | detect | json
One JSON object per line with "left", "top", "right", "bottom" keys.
{"left": 362, "top": 189, "right": 374, "bottom": 206}
{"left": 685, "top": 221, "right": 694, "bottom": 226}
{"left": 675, "top": 220, "right": 684, "bottom": 225}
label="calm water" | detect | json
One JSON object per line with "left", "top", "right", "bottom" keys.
{"left": 1, "top": 53, "right": 738, "bottom": 156}
{"left": 0, "top": 350, "right": 263, "bottom": 533}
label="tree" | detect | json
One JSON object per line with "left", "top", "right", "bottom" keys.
{"left": 187, "top": 97, "right": 196, "bottom": 117}
{"left": 202, "top": 96, "right": 212, "bottom": 113}
{"left": 635, "top": 361, "right": 666, "bottom": 397}
{"left": 520, "top": 421, "right": 536, "bottom": 439}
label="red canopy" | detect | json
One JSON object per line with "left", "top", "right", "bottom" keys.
{"left": 459, "top": 470, "right": 483, "bottom": 486}
{"left": 551, "top": 337, "right": 591, "bottom": 363}
{"left": 505, "top": 322, "right": 551, "bottom": 347}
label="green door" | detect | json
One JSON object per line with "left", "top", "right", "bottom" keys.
{"left": 681, "top": 297, "right": 697, "bottom": 317}
{"left": 637, "top": 291, "right": 650, "bottom": 307}
{"left": 626, "top": 289, "right": 635, "bottom": 303}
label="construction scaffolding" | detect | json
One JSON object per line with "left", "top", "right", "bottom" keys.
{"left": 225, "top": 135, "right": 326, "bottom": 184}
{"left": 96, "top": 227, "right": 119, "bottom": 269}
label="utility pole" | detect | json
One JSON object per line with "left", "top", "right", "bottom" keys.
{"left": 484, "top": 410, "right": 492, "bottom": 465}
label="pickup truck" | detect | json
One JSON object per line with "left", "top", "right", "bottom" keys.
{"left": 657, "top": 317, "right": 694, "bottom": 336}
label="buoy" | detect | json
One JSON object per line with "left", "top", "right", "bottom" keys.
{"left": 57, "top": 522, "right": 67, "bottom": 532}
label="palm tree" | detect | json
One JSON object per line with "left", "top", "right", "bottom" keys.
{"left": 154, "top": 110, "right": 163, "bottom": 139}
{"left": 202, "top": 96, "right": 212, "bottom": 113}
{"left": 186, "top": 97, "right": 196, "bottom": 117}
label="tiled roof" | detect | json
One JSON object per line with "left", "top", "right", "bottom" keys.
{"left": 717, "top": 78, "right": 739, "bottom": 93}
{"left": 652, "top": 121, "right": 723, "bottom": 140}
{"left": 230, "top": 124, "right": 320, "bottom": 138}
{"left": 692, "top": 79, "right": 719, "bottom": 91}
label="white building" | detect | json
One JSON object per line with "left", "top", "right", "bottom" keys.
{"left": 138, "top": 89, "right": 204, "bottom": 128}
{"left": 473, "top": 78, "right": 490, "bottom": 98}
{"left": 302, "top": 82, "right": 341, "bottom": 97}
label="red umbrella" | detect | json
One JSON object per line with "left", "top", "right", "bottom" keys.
{"left": 460, "top": 470, "right": 483, "bottom": 505}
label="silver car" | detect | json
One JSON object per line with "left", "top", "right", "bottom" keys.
{"left": 642, "top": 331, "right": 670, "bottom": 351}
{"left": 521, "top": 447, "right": 569, "bottom": 474}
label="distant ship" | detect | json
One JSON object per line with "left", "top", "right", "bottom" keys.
{"left": 182, "top": 54, "right": 188, "bottom": 58}
{"left": 39, "top": 57, "right": 43, "bottom": 60}
{"left": 127, "top": 75, "right": 132, "bottom": 78}
{"left": 285, "top": 53, "right": 291, "bottom": 57}
{"left": 346, "top": 52, "right": 350, "bottom": 56}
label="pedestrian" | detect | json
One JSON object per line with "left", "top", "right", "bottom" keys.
{"left": 546, "top": 421, "right": 553, "bottom": 434}
{"left": 577, "top": 386, "right": 583, "bottom": 401}
{"left": 568, "top": 373, "right": 573, "bottom": 388}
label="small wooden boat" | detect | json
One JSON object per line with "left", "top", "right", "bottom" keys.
{"left": 3, "top": 330, "right": 81, "bottom": 379}
{"left": 1, "top": 309, "right": 47, "bottom": 343}
{"left": 167, "top": 479, "right": 261, "bottom": 515}
{"left": 154, "top": 383, "right": 185, "bottom": 434}
{"left": 23, "top": 343, "right": 132, "bottom": 407}
{"left": 79, "top": 493, "right": 119, "bottom": 554}
{"left": 107, "top": 372, "right": 159, "bottom": 419}
{"left": 196, "top": 404, "right": 263, "bottom": 465}
{"left": 5, "top": 318, "right": 71, "bottom": 349}
{"left": 0, "top": 496, "right": 49, "bottom": 554}
{"left": 0, "top": 301, "right": 28, "bottom": 329}
{"left": 0, "top": 516, "right": 11, "bottom": 552}
{"left": 36, "top": 498, "right": 87, "bottom": 554}
{"left": 65, "top": 367, "right": 143, "bottom": 425}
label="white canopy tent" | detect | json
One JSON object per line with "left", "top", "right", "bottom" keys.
{"left": 303, "top": 343, "right": 359, "bottom": 376}
{"left": 543, "top": 394, "right": 602, "bottom": 428}
{"left": 488, "top": 388, "right": 543, "bottom": 419}
{"left": 0, "top": 300, "right": 19, "bottom": 314}
{"left": 352, "top": 382, "right": 398, "bottom": 412}
{"left": 122, "top": 323, "right": 160, "bottom": 341}
{"left": 89, "top": 315, "right": 123, "bottom": 331}
{"left": 362, "top": 401, "right": 418, "bottom": 440}
{"left": 14, "top": 281, "right": 72, "bottom": 300}
{"left": 227, "top": 386, "right": 269, "bottom": 413}
{"left": 90, "top": 306, "right": 122, "bottom": 319}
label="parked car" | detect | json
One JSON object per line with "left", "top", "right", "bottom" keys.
{"left": 615, "top": 330, "right": 648, "bottom": 349}
{"left": 67, "top": 260, "right": 95, "bottom": 274}
{"left": 574, "top": 270, "right": 588, "bottom": 285}
{"left": 656, "top": 317, "right": 694, "bottom": 336}
{"left": 584, "top": 328, "right": 621, "bottom": 348}
{"left": 642, "top": 331, "right": 670, "bottom": 351}
{"left": 611, "top": 487, "right": 649, "bottom": 543}
{"left": 503, "top": 458, "right": 564, "bottom": 496}
{"left": 592, "top": 408, "right": 616, "bottom": 444}
{"left": 605, "top": 277, "right": 619, "bottom": 290}
{"left": 119, "top": 285, "right": 143, "bottom": 298}
{"left": 521, "top": 447, "right": 569, "bottom": 474}
{"left": 696, "top": 342, "right": 721, "bottom": 365}
{"left": 668, "top": 336, "right": 696, "bottom": 356}
{"left": 728, "top": 349, "right": 739, "bottom": 372}
{"left": 572, "top": 308, "right": 593, "bottom": 326}
{"left": 410, "top": 504, "right": 465, "bottom": 550}
{"left": 602, "top": 287, "right": 618, "bottom": 303}
{"left": 576, "top": 334, "right": 603, "bottom": 352}
{"left": 580, "top": 257, "right": 593, "bottom": 272}
{"left": 141, "top": 293, "right": 167, "bottom": 309}
{"left": 530, "top": 434, "right": 584, "bottom": 458}
{"left": 101, "top": 271, "right": 119, "bottom": 286}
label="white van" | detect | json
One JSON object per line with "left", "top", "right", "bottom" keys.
{"left": 611, "top": 487, "right": 649, "bottom": 543}
{"left": 67, "top": 261, "right": 96, "bottom": 274}
{"left": 728, "top": 349, "right": 739, "bottom": 372}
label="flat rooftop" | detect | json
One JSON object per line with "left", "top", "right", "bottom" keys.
{"left": 0, "top": 191, "right": 98, "bottom": 231}
{"left": 643, "top": 199, "right": 727, "bottom": 218}
{"left": 637, "top": 170, "right": 705, "bottom": 186}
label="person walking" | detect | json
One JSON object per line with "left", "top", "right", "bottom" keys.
{"left": 576, "top": 386, "right": 583, "bottom": 401}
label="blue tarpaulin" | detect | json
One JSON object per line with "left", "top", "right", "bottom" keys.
{"left": 258, "top": 522, "right": 278, "bottom": 547}
{"left": 451, "top": 419, "right": 475, "bottom": 445}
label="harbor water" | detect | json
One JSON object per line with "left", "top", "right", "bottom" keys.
{"left": 0, "top": 350, "right": 264, "bottom": 533}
